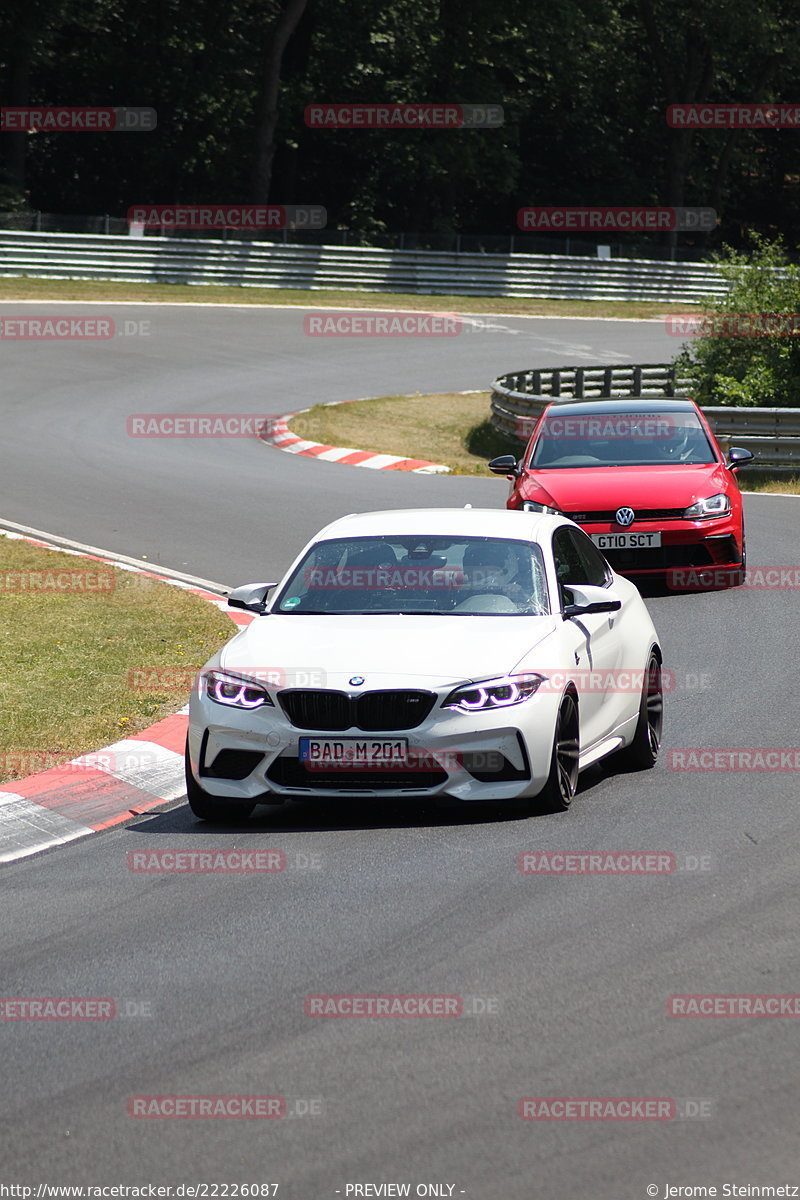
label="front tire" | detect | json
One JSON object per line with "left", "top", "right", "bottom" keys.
{"left": 729, "top": 530, "right": 746, "bottom": 587}
{"left": 184, "top": 741, "right": 256, "bottom": 823}
{"left": 530, "top": 692, "right": 580, "bottom": 814}
{"left": 613, "top": 652, "right": 663, "bottom": 770}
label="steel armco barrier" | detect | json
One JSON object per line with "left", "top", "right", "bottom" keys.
{"left": 0, "top": 230, "right": 729, "bottom": 302}
{"left": 490, "top": 364, "right": 800, "bottom": 471}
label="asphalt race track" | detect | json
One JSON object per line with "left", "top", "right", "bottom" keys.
{"left": 2, "top": 303, "right": 799, "bottom": 1198}
{"left": 2, "top": 304, "right": 672, "bottom": 581}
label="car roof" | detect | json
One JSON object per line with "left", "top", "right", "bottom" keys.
{"left": 541, "top": 398, "right": 698, "bottom": 416}
{"left": 310, "top": 508, "right": 563, "bottom": 544}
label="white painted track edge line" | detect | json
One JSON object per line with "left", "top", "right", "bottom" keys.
{"left": 0, "top": 298, "right": 668, "bottom": 322}
{"left": 0, "top": 518, "right": 230, "bottom": 593}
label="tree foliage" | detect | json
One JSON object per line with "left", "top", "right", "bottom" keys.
{"left": 676, "top": 234, "right": 800, "bottom": 407}
{"left": 1, "top": 0, "right": 799, "bottom": 245}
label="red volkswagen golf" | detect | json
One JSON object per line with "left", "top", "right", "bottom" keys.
{"left": 489, "top": 398, "right": 754, "bottom": 587}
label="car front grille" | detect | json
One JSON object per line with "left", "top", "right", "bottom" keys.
{"left": 569, "top": 508, "right": 686, "bottom": 523}
{"left": 278, "top": 689, "right": 436, "bottom": 732}
{"left": 267, "top": 757, "right": 447, "bottom": 791}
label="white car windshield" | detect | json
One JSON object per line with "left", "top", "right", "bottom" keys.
{"left": 274, "top": 536, "right": 550, "bottom": 616}
{"left": 529, "top": 410, "right": 715, "bottom": 468}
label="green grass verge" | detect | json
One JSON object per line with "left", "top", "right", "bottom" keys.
{"left": 0, "top": 275, "right": 676, "bottom": 319}
{"left": 0, "top": 536, "right": 233, "bottom": 783}
{"left": 737, "top": 471, "right": 800, "bottom": 494}
{"left": 291, "top": 392, "right": 517, "bottom": 475}
{"left": 289, "top": 392, "right": 800, "bottom": 491}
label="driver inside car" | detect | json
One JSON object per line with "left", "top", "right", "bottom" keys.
{"left": 457, "top": 542, "right": 532, "bottom": 611}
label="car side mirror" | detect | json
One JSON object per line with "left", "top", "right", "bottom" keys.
{"left": 226, "top": 582, "right": 278, "bottom": 614}
{"left": 726, "top": 446, "right": 755, "bottom": 470}
{"left": 488, "top": 455, "right": 520, "bottom": 477}
{"left": 562, "top": 583, "right": 622, "bottom": 618}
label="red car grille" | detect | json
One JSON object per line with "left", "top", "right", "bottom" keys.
{"left": 568, "top": 508, "right": 686, "bottom": 523}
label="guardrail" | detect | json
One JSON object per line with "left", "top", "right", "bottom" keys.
{"left": 490, "top": 364, "right": 800, "bottom": 471}
{"left": 0, "top": 212, "right": 729, "bottom": 260}
{"left": 0, "top": 230, "right": 730, "bottom": 302}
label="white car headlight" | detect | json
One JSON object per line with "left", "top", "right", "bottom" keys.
{"left": 683, "top": 493, "right": 730, "bottom": 519}
{"left": 443, "top": 673, "right": 545, "bottom": 712}
{"left": 204, "top": 670, "right": 274, "bottom": 709}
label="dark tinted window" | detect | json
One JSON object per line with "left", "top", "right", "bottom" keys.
{"left": 553, "top": 528, "right": 590, "bottom": 590}
{"left": 274, "top": 535, "right": 550, "bottom": 615}
{"left": 571, "top": 528, "right": 611, "bottom": 587}
{"left": 530, "top": 410, "right": 714, "bottom": 468}
{"left": 553, "top": 526, "right": 610, "bottom": 605}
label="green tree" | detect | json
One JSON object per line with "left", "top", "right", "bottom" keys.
{"left": 675, "top": 233, "right": 800, "bottom": 407}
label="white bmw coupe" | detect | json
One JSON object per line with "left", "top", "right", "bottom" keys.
{"left": 186, "top": 508, "right": 663, "bottom": 821}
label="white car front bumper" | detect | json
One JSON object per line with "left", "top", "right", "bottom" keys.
{"left": 187, "top": 681, "right": 564, "bottom": 804}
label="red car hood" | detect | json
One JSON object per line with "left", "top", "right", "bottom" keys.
{"left": 524, "top": 464, "right": 731, "bottom": 511}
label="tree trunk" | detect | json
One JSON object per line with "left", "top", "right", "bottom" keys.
{"left": 251, "top": 0, "right": 309, "bottom": 203}
{"left": 637, "top": 0, "right": 713, "bottom": 256}
{"left": 5, "top": 55, "right": 30, "bottom": 201}
{"left": 709, "top": 54, "right": 780, "bottom": 232}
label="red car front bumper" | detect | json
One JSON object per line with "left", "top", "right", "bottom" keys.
{"left": 579, "top": 514, "right": 743, "bottom": 578}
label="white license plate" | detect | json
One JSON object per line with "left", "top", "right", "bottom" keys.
{"left": 299, "top": 737, "right": 409, "bottom": 766}
{"left": 591, "top": 532, "right": 662, "bottom": 550}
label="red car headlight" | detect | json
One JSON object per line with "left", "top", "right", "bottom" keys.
{"left": 683, "top": 493, "right": 731, "bottom": 519}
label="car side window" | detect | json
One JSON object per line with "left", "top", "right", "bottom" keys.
{"left": 571, "top": 528, "right": 612, "bottom": 587}
{"left": 552, "top": 528, "right": 590, "bottom": 606}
